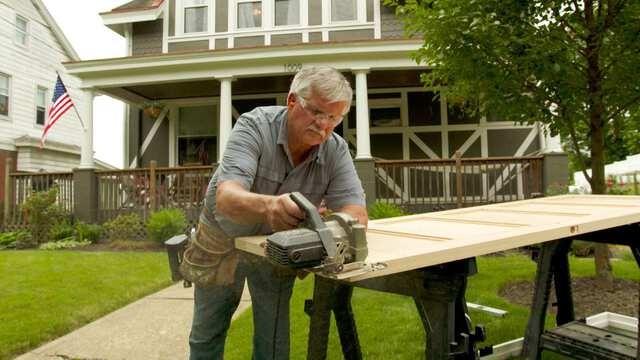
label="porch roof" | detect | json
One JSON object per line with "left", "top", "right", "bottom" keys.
{"left": 63, "top": 39, "right": 426, "bottom": 105}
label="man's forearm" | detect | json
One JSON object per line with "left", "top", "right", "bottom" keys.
{"left": 216, "top": 180, "right": 270, "bottom": 224}
{"left": 216, "top": 180, "right": 304, "bottom": 231}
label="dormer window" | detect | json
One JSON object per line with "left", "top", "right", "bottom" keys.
{"left": 183, "top": 0, "right": 208, "bottom": 33}
{"left": 237, "top": 0, "right": 262, "bottom": 29}
{"left": 331, "top": 0, "right": 357, "bottom": 22}
{"left": 15, "top": 15, "right": 28, "bottom": 46}
{"left": 274, "top": 0, "right": 299, "bottom": 27}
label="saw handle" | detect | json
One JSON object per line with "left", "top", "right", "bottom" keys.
{"left": 290, "top": 192, "right": 325, "bottom": 231}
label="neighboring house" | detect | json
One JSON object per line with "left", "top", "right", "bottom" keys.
{"left": 0, "top": 0, "right": 114, "bottom": 203}
{"left": 64, "top": 0, "right": 560, "bottom": 172}
{"left": 572, "top": 154, "right": 640, "bottom": 194}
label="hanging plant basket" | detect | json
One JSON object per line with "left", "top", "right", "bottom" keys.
{"left": 143, "top": 102, "right": 164, "bottom": 119}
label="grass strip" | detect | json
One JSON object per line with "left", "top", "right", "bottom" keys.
{"left": 0, "top": 250, "right": 171, "bottom": 359}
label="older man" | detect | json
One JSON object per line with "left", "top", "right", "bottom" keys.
{"left": 186, "top": 66, "right": 368, "bottom": 359}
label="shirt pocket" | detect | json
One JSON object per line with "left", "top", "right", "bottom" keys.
{"left": 252, "top": 165, "right": 285, "bottom": 194}
{"left": 298, "top": 181, "right": 328, "bottom": 207}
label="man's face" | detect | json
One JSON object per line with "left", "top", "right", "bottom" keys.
{"left": 287, "top": 91, "right": 347, "bottom": 148}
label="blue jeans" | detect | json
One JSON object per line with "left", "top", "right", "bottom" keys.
{"left": 189, "top": 259, "right": 296, "bottom": 360}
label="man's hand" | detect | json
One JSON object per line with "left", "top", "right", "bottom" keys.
{"left": 216, "top": 181, "right": 305, "bottom": 231}
{"left": 266, "top": 194, "right": 305, "bottom": 231}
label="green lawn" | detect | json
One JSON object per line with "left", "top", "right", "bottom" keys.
{"left": 0, "top": 250, "right": 171, "bottom": 360}
{"left": 225, "top": 254, "right": 640, "bottom": 359}
{"left": 1, "top": 251, "right": 637, "bottom": 360}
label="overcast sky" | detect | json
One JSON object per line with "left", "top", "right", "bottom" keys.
{"left": 42, "top": 0, "right": 128, "bottom": 168}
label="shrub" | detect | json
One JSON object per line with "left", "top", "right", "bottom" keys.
{"left": 14, "top": 231, "right": 36, "bottom": 249}
{"left": 545, "top": 182, "right": 569, "bottom": 196}
{"left": 571, "top": 240, "right": 595, "bottom": 257}
{"left": 21, "top": 188, "right": 68, "bottom": 245}
{"left": 49, "top": 221, "right": 75, "bottom": 242}
{"left": 104, "top": 213, "right": 145, "bottom": 242}
{"left": 146, "top": 208, "right": 187, "bottom": 244}
{"left": 75, "top": 222, "right": 103, "bottom": 243}
{"left": 39, "top": 239, "right": 90, "bottom": 250}
{"left": 368, "top": 202, "right": 406, "bottom": 220}
{"left": 0, "top": 231, "right": 29, "bottom": 249}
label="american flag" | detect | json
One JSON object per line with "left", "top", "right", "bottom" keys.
{"left": 41, "top": 75, "right": 75, "bottom": 146}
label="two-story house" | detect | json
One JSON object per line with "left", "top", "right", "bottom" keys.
{"left": 65, "top": 0, "right": 559, "bottom": 169}
{"left": 0, "top": 0, "right": 118, "bottom": 205}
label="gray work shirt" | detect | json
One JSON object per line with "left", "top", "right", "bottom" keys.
{"left": 200, "top": 106, "right": 365, "bottom": 238}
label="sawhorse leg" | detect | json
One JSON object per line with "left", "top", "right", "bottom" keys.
{"left": 522, "top": 239, "right": 573, "bottom": 359}
{"left": 306, "top": 275, "right": 361, "bottom": 360}
{"left": 306, "top": 259, "right": 481, "bottom": 360}
{"left": 416, "top": 260, "right": 478, "bottom": 360}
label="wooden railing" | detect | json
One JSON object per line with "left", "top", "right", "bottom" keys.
{"left": 96, "top": 162, "right": 216, "bottom": 227}
{"left": 4, "top": 171, "right": 74, "bottom": 227}
{"left": 374, "top": 155, "right": 544, "bottom": 213}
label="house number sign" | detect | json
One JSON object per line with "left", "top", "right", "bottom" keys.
{"left": 284, "top": 63, "right": 302, "bottom": 72}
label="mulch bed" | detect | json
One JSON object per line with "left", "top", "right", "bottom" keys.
{"left": 500, "top": 277, "right": 639, "bottom": 318}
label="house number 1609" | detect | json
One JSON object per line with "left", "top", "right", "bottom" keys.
{"left": 284, "top": 63, "right": 302, "bottom": 72}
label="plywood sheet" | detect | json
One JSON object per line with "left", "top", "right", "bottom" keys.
{"left": 235, "top": 195, "right": 640, "bottom": 282}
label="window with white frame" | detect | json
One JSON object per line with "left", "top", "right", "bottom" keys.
{"left": 0, "top": 74, "right": 9, "bottom": 117}
{"left": 15, "top": 15, "right": 28, "bottom": 45}
{"left": 237, "top": 0, "right": 262, "bottom": 29}
{"left": 275, "top": 0, "right": 299, "bottom": 26}
{"left": 331, "top": 0, "right": 357, "bottom": 22}
{"left": 183, "top": 0, "right": 208, "bottom": 33}
{"left": 36, "top": 87, "right": 47, "bottom": 125}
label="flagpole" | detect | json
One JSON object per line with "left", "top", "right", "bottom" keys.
{"left": 55, "top": 71, "right": 87, "bottom": 131}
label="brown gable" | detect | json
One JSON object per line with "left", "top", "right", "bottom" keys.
{"left": 101, "top": 0, "right": 164, "bottom": 14}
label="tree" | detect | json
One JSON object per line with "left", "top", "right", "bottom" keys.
{"left": 389, "top": 0, "right": 640, "bottom": 285}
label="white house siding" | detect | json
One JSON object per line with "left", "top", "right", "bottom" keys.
{"left": 0, "top": 1, "right": 87, "bottom": 172}
{"left": 17, "top": 146, "right": 80, "bottom": 172}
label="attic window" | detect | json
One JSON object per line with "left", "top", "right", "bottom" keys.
{"left": 275, "top": 0, "right": 299, "bottom": 27}
{"left": 237, "top": 1, "right": 262, "bottom": 29}
{"left": 15, "top": 15, "right": 28, "bottom": 46}
{"left": 184, "top": 0, "right": 208, "bottom": 33}
{"left": 331, "top": 0, "right": 357, "bottom": 22}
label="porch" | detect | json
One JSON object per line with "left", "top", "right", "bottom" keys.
{"left": 1, "top": 154, "right": 561, "bottom": 230}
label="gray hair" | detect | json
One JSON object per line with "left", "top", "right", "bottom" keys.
{"left": 289, "top": 66, "right": 353, "bottom": 109}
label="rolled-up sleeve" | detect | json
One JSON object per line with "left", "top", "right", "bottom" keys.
{"left": 324, "top": 138, "right": 366, "bottom": 210}
{"left": 216, "top": 115, "right": 261, "bottom": 190}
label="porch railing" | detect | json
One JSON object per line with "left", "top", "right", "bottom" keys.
{"left": 3, "top": 171, "right": 74, "bottom": 227}
{"left": 3, "top": 156, "right": 544, "bottom": 230}
{"left": 96, "top": 162, "right": 216, "bottom": 228}
{"left": 374, "top": 155, "right": 544, "bottom": 213}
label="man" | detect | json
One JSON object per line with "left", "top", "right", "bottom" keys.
{"left": 187, "top": 66, "right": 368, "bottom": 359}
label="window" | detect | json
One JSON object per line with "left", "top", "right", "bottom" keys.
{"left": 36, "top": 87, "right": 47, "bottom": 125}
{"left": 0, "top": 74, "right": 9, "bottom": 117}
{"left": 15, "top": 15, "right": 28, "bottom": 45}
{"left": 331, "top": 0, "right": 357, "bottom": 22}
{"left": 178, "top": 105, "right": 217, "bottom": 165}
{"left": 237, "top": 1, "right": 262, "bottom": 29}
{"left": 275, "top": 0, "right": 299, "bottom": 26}
{"left": 183, "top": 0, "right": 208, "bottom": 33}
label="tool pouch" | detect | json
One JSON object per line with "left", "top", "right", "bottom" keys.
{"left": 179, "top": 222, "right": 240, "bottom": 287}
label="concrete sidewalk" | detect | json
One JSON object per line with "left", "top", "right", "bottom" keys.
{"left": 15, "top": 283, "right": 251, "bottom": 360}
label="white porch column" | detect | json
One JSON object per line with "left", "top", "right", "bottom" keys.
{"left": 353, "top": 69, "right": 371, "bottom": 159}
{"left": 80, "top": 90, "right": 95, "bottom": 168}
{"left": 218, "top": 76, "right": 234, "bottom": 161}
